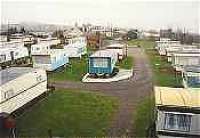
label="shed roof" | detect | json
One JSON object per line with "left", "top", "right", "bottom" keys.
{"left": 90, "top": 50, "right": 117, "bottom": 58}
{"left": 0, "top": 67, "right": 36, "bottom": 86}
{"left": 155, "top": 86, "right": 200, "bottom": 108}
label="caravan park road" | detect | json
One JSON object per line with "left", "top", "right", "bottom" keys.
{"left": 51, "top": 47, "right": 153, "bottom": 137}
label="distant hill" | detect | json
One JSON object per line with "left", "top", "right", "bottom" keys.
{"left": 0, "top": 22, "right": 72, "bottom": 33}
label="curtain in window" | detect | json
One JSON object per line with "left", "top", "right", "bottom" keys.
{"left": 163, "top": 113, "right": 191, "bottom": 132}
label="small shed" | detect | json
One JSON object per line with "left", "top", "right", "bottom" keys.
{"left": 88, "top": 50, "right": 118, "bottom": 75}
{"left": 154, "top": 86, "right": 200, "bottom": 138}
{"left": 182, "top": 65, "right": 200, "bottom": 88}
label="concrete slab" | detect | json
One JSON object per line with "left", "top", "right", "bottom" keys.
{"left": 82, "top": 69, "right": 133, "bottom": 83}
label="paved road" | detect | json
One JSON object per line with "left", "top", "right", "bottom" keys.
{"left": 51, "top": 47, "right": 153, "bottom": 137}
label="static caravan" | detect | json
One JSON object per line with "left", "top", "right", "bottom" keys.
{"left": 182, "top": 65, "right": 200, "bottom": 88}
{"left": 32, "top": 49, "right": 69, "bottom": 71}
{"left": 171, "top": 51, "right": 200, "bottom": 71}
{"left": 166, "top": 47, "right": 199, "bottom": 62}
{"left": 0, "top": 41, "right": 24, "bottom": 48}
{"left": 154, "top": 86, "right": 200, "bottom": 138}
{"left": 106, "top": 43, "right": 126, "bottom": 60}
{"left": 38, "top": 38, "right": 61, "bottom": 46}
{"left": 0, "top": 43, "right": 29, "bottom": 65}
{"left": 0, "top": 67, "right": 47, "bottom": 125}
{"left": 64, "top": 37, "right": 87, "bottom": 58}
{"left": 156, "top": 39, "right": 180, "bottom": 56}
{"left": 88, "top": 50, "right": 118, "bottom": 76}
{"left": 31, "top": 39, "right": 61, "bottom": 55}
{"left": 31, "top": 43, "right": 51, "bottom": 55}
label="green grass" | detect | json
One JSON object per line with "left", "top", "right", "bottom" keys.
{"left": 128, "top": 39, "right": 182, "bottom": 87}
{"left": 134, "top": 96, "right": 154, "bottom": 137}
{"left": 49, "top": 57, "right": 88, "bottom": 82}
{"left": 16, "top": 89, "right": 119, "bottom": 137}
{"left": 116, "top": 56, "right": 133, "bottom": 69}
{"left": 127, "top": 39, "right": 155, "bottom": 49}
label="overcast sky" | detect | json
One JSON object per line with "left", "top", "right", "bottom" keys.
{"left": 1, "top": 0, "right": 200, "bottom": 33}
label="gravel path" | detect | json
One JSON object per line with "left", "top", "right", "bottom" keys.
{"left": 51, "top": 47, "right": 153, "bottom": 137}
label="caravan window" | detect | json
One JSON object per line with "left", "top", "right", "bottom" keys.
{"left": 0, "top": 55, "right": 6, "bottom": 62}
{"left": 187, "top": 75, "right": 200, "bottom": 88}
{"left": 163, "top": 113, "right": 191, "bottom": 132}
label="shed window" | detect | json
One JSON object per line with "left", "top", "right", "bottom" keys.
{"left": 163, "top": 113, "right": 191, "bottom": 132}
{"left": 93, "top": 58, "right": 108, "bottom": 68}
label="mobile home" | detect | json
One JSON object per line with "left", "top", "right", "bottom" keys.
{"left": 106, "top": 43, "right": 126, "bottom": 60}
{"left": 182, "top": 65, "right": 200, "bottom": 88}
{"left": 166, "top": 47, "right": 199, "bottom": 62}
{"left": 32, "top": 49, "right": 69, "bottom": 71}
{"left": 171, "top": 51, "right": 200, "bottom": 71}
{"left": 156, "top": 39, "right": 180, "bottom": 56}
{"left": 155, "top": 86, "right": 200, "bottom": 138}
{"left": 64, "top": 37, "right": 87, "bottom": 58}
{"left": 88, "top": 50, "right": 118, "bottom": 76}
{"left": 0, "top": 42, "right": 29, "bottom": 65}
{"left": 0, "top": 67, "right": 47, "bottom": 128}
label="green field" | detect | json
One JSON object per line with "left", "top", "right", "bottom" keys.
{"left": 128, "top": 39, "right": 182, "bottom": 87}
{"left": 49, "top": 57, "right": 88, "bottom": 82}
{"left": 134, "top": 96, "right": 155, "bottom": 137}
{"left": 116, "top": 56, "right": 133, "bottom": 69}
{"left": 16, "top": 89, "right": 119, "bottom": 137}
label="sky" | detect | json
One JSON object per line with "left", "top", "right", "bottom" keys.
{"left": 1, "top": 0, "right": 200, "bottom": 33}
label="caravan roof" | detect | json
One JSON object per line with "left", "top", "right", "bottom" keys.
{"left": 0, "top": 67, "right": 36, "bottom": 86}
{"left": 90, "top": 50, "right": 117, "bottom": 58}
{"left": 155, "top": 86, "right": 200, "bottom": 108}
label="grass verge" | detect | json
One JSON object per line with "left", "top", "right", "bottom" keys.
{"left": 16, "top": 89, "right": 119, "bottom": 137}
{"left": 49, "top": 57, "right": 88, "bottom": 82}
{"left": 134, "top": 96, "right": 155, "bottom": 137}
{"left": 116, "top": 56, "right": 133, "bottom": 69}
{"left": 128, "top": 39, "right": 182, "bottom": 87}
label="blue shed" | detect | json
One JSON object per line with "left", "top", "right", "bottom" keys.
{"left": 88, "top": 50, "right": 118, "bottom": 75}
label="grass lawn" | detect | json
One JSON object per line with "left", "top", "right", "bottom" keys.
{"left": 49, "top": 57, "right": 88, "bottom": 82}
{"left": 116, "top": 56, "right": 133, "bottom": 69}
{"left": 134, "top": 96, "right": 155, "bottom": 137}
{"left": 128, "top": 39, "right": 182, "bottom": 87}
{"left": 16, "top": 89, "right": 119, "bottom": 137}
